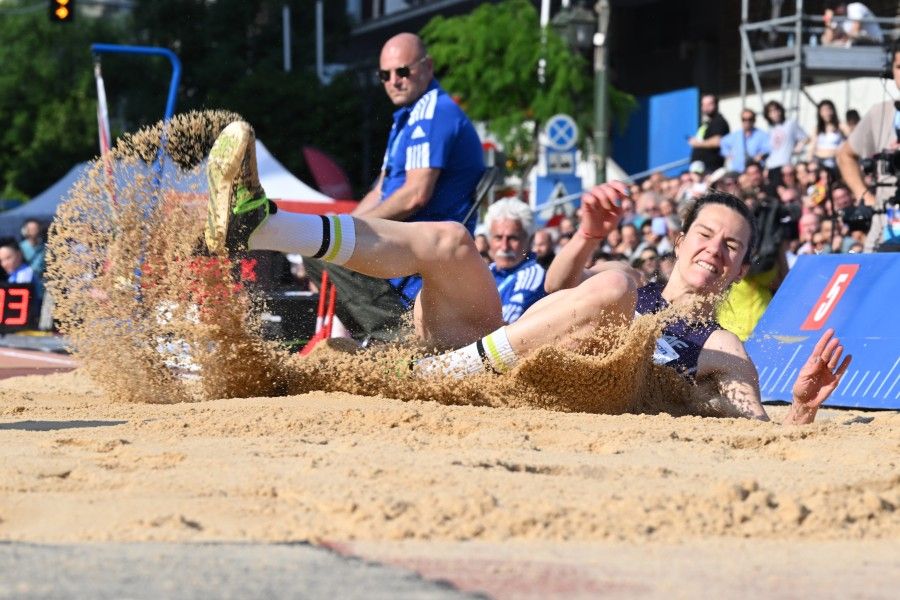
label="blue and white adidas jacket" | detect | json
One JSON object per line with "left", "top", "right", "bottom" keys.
{"left": 380, "top": 79, "right": 484, "bottom": 233}
{"left": 490, "top": 254, "right": 547, "bottom": 324}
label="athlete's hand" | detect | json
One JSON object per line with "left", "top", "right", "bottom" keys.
{"left": 787, "top": 328, "right": 852, "bottom": 424}
{"left": 578, "top": 181, "right": 628, "bottom": 240}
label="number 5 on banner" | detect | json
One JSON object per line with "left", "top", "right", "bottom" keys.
{"left": 801, "top": 264, "right": 859, "bottom": 331}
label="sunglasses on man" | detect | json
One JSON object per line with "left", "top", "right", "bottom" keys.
{"left": 378, "top": 56, "right": 428, "bottom": 83}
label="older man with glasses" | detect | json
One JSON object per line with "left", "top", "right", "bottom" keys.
{"left": 302, "top": 32, "right": 486, "bottom": 344}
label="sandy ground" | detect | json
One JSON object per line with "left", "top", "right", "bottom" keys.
{"left": 1, "top": 370, "right": 897, "bottom": 542}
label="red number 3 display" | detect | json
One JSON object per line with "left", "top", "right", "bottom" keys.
{"left": 0, "top": 285, "right": 32, "bottom": 331}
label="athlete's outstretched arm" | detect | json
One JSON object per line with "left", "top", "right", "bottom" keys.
{"left": 545, "top": 182, "right": 628, "bottom": 293}
{"left": 697, "top": 328, "right": 852, "bottom": 424}
{"left": 696, "top": 329, "right": 769, "bottom": 420}
{"left": 784, "top": 328, "right": 852, "bottom": 425}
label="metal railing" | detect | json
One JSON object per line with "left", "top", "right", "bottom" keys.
{"left": 739, "top": 0, "right": 899, "bottom": 120}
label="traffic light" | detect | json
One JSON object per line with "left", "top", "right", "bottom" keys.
{"left": 49, "top": 0, "right": 75, "bottom": 23}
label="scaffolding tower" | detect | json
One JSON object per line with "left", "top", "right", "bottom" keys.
{"left": 739, "top": 0, "right": 899, "bottom": 117}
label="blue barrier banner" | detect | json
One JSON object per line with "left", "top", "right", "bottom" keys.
{"left": 746, "top": 254, "right": 900, "bottom": 409}
{"left": 611, "top": 87, "right": 698, "bottom": 179}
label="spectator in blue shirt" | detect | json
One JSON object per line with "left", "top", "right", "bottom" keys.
{"left": 484, "top": 198, "right": 547, "bottom": 324}
{"left": 295, "top": 32, "right": 485, "bottom": 343}
{"left": 0, "top": 238, "right": 42, "bottom": 313}
{"left": 353, "top": 33, "right": 484, "bottom": 231}
{"left": 720, "top": 109, "right": 771, "bottom": 174}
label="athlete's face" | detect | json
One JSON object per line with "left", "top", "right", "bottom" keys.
{"left": 379, "top": 40, "right": 433, "bottom": 107}
{"left": 490, "top": 219, "right": 528, "bottom": 270}
{"left": 674, "top": 204, "right": 751, "bottom": 295}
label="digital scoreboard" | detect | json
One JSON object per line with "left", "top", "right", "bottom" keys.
{"left": 0, "top": 284, "right": 35, "bottom": 333}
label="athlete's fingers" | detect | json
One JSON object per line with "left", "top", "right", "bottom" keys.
{"left": 826, "top": 344, "right": 843, "bottom": 371}
{"left": 820, "top": 336, "right": 840, "bottom": 365}
{"left": 585, "top": 182, "right": 629, "bottom": 210}
{"left": 813, "top": 328, "right": 835, "bottom": 357}
{"left": 834, "top": 354, "right": 852, "bottom": 379}
{"left": 606, "top": 180, "right": 630, "bottom": 200}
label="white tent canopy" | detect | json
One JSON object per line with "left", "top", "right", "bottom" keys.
{"left": 0, "top": 140, "right": 335, "bottom": 237}
{"left": 255, "top": 140, "right": 332, "bottom": 203}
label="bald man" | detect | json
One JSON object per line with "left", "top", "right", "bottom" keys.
{"left": 353, "top": 33, "right": 484, "bottom": 227}
{"left": 304, "top": 33, "right": 485, "bottom": 343}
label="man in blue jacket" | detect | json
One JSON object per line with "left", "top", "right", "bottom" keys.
{"left": 303, "top": 32, "right": 485, "bottom": 343}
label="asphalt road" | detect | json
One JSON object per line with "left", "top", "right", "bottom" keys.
{"left": 0, "top": 542, "right": 480, "bottom": 600}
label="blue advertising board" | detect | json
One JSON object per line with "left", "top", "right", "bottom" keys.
{"left": 746, "top": 254, "right": 900, "bottom": 409}
{"left": 611, "top": 87, "right": 698, "bottom": 179}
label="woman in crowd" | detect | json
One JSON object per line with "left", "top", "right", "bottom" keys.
{"left": 763, "top": 100, "right": 808, "bottom": 188}
{"left": 808, "top": 99, "right": 844, "bottom": 175}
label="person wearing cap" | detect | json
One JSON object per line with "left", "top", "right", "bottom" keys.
{"left": 822, "top": 2, "right": 884, "bottom": 47}
{"left": 687, "top": 160, "right": 709, "bottom": 200}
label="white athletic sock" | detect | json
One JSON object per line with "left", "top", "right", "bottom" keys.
{"left": 413, "top": 327, "right": 519, "bottom": 379}
{"left": 248, "top": 212, "right": 356, "bottom": 265}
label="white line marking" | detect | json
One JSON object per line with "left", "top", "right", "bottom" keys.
{"left": 863, "top": 371, "right": 881, "bottom": 398}
{"left": 841, "top": 370, "right": 859, "bottom": 395}
{"left": 769, "top": 346, "right": 803, "bottom": 394}
{"left": 0, "top": 349, "right": 77, "bottom": 367}
{"left": 851, "top": 371, "right": 871, "bottom": 397}
{"left": 780, "top": 368, "right": 798, "bottom": 393}
{"left": 873, "top": 357, "right": 900, "bottom": 398}
{"left": 884, "top": 372, "right": 900, "bottom": 399}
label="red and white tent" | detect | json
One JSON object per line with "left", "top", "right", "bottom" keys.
{"left": 256, "top": 141, "right": 356, "bottom": 215}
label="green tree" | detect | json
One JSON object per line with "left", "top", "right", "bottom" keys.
{"left": 421, "top": 0, "right": 634, "bottom": 176}
{"left": 0, "top": 0, "right": 383, "bottom": 200}
{"left": 0, "top": 4, "right": 126, "bottom": 199}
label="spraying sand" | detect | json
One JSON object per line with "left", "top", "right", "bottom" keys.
{"left": 45, "top": 110, "right": 710, "bottom": 416}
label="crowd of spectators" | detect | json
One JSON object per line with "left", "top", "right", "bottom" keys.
{"left": 522, "top": 95, "right": 884, "bottom": 340}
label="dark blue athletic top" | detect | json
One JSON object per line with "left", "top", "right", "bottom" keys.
{"left": 635, "top": 282, "right": 721, "bottom": 379}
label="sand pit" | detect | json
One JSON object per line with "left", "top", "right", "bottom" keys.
{"left": 1, "top": 369, "right": 898, "bottom": 546}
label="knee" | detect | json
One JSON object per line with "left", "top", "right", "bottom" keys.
{"left": 423, "top": 222, "right": 477, "bottom": 264}
{"left": 571, "top": 270, "right": 637, "bottom": 319}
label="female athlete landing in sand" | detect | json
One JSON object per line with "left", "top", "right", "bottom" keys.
{"left": 204, "top": 121, "right": 851, "bottom": 425}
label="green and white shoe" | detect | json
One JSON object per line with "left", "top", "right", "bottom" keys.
{"left": 205, "top": 121, "right": 277, "bottom": 254}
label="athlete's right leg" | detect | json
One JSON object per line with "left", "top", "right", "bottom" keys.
{"left": 504, "top": 269, "right": 637, "bottom": 355}
{"left": 205, "top": 121, "right": 501, "bottom": 350}
{"left": 414, "top": 269, "right": 637, "bottom": 378}
{"left": 257, "top": 218, "right": 501, "bottom": 349}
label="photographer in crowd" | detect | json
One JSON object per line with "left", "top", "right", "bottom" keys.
{"left": 836, "top": 40, "right": 900, "bottom": 251}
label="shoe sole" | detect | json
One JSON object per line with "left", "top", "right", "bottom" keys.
{"left": 205, "top": 122, "right": 252, "bottom": 254}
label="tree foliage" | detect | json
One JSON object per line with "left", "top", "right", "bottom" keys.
{"left": 0, "top": 0, "right": 389, "bottom": 200}
{"left": 0, "top": 6, "right": 120, "bottom": 198}
{"left": 421, "top": 0, "right": 591, "bottom": 170}
{"left": 421, "top": 0, "right": 635, "bottom": 174}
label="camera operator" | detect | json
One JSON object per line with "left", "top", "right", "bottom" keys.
{"left": 836, "top": 40, "right": 900, "bottom": 251}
